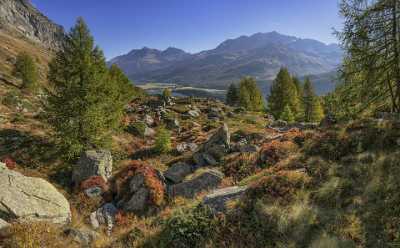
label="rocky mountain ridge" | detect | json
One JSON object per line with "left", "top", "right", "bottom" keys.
{"left": 0, "top": 0, "right": 64, "bottom": 50}
{"left": 109, "top": 31, "right": 342, "bottom": 89}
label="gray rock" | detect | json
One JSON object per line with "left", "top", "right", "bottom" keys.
{"left": 0, "top": 166, "right": 71, "bottom": 224}
{"left": 164, "top": 162, "right": 193, "bottom": 183}
{"left": 90, "top": 203, "right": 118, "bottom": 236}
{"left": 165, "top": 118, "right": 180, "bottom": 132}
{"left": 144, "top": 126, "right": 156, "bottom": 137}
{"left": 121, "top": 187, "right": 150, "bottom": 213}
{"left": 168, "top": 170, "right": 224, "bottom": 198}
{"left": 188, "top": 110, "right": 200, "bottom": 118}
{"left": 237, "top": 144, "right": 260, "bottom": 153}
{"left": 176, "top": 142, "right": 199, "bottom": 154}
{"left": 65, "top": 228, "right": 99, "bottom": 247}
{"left": 144, "top": 114, "right": 154, "bottom": 126}
{"left": 73, "top": 150, "right": 112, "bottom": 185}
{"left": 202, "top": 153, "right": 218, "bottom": 166}
{"left": 203, "top": 186, "right": 247, "bottom": 213}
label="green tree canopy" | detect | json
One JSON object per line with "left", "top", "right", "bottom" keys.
{"left": 47, "top": 18, "right": 130, "bottom": 158}
{"left": 226, "top": 83, "right": 239, "bottom": 106}
{"left": 268, "top": 68, "right": 300, "bottom": 119}
{"left": 304, "top": 78, "right": 324, "bottom": 122}
{"left": 280, "top": 104, "right": 295, "bottom": 123}
{"left": 238, "top": 77, "right": 264, "bottom": 111}
{"left": 13, "top": 52, "right": 39, "bottom": 91}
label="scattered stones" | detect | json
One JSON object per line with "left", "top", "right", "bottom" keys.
{"left": 73, "top": 150, "right": 112, "bottom": 185}
{"left": 202, "top": 186, "right": 247, "bottom": 213}
{"left": 164, "top": 162, "right": 193, "bottom": 184}
{"left": 0, "top": 163, "right": 71, "bottom": 224}
{"left": 168, "top": 169, "right": 224, "bottom": 198}
{"left": 90, "top": 203, "right": 118, "bottom": 236}
{"left": 176, "top": 142, "right": 198, "bottom": 154}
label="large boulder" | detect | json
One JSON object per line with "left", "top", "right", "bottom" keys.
{"left": 73, "top": 150, "right": 113, "bottom": 185}
{"left": 202, "top": 186, "right": 247, "bottom": 213}
{"left": 168, "top": 169, "right": 224, "bottom": 198}
{"left": 164, "top": 162, "right": 193, "bottom": 184}
{"left": 0, "top": 163, "right": 71, "bottom": 224}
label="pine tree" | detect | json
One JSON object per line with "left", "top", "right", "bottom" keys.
{"left": 238, "top": 77, "right": 264, "bottom": 111}
{"left": 280, "top": 105, "right": 295, "bottom": 123}
{"left": 47, "top": 18, "right": 128, "bottom": 158}
{"left": 268, "top": 68, "right": 300, "bottom": 119}
{"left": 303, "top": 78, "right": 324, "bottom": 122}
{"left": 13, "top": 52, "right": 39, "bottom": 91}
{"left": 226, "top": 83, "right": 239, "bottom": 106}
{"left": 293, "top": 76, "right": 304, "bottom": 120}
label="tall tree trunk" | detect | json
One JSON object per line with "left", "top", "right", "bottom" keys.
{"left": 392, "top": 0, "right": 400, "bottom": 112}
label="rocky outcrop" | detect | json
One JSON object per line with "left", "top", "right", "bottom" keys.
{"left": 192, "top": 124, "right": 230, "bottom": 167}
{"left": 164, "top": 162, "right": 193, "bottom": 183}
{"left": 168, "top": 169, "right": 224, "bottom": 198}
{"left": 0, "top": 162, "right": 71, "bottom": 224}
{"left": 202, "top": 186, "right": 247, "bottom": 213}
{"left": 0, "top": 0, "right": 64, "bottom": 49}
{"left": 73, "top": 150, "right": 113, "bottom": 185}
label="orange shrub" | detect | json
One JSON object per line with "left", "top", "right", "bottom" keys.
{"left": 246, "top": 170, "right": 310, "bottom": 205}
{"left": 259, "top": 140, "right": 297, "bottom": 166}
{"left": 80, "top": 176, "right": 108, "bottom": 192}
{"left": 113, "top": 160, "right": 165, "bottom": 207}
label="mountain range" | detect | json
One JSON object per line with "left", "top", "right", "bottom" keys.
{"left": 108, "top": 31, "right": 343, "bottom": 90}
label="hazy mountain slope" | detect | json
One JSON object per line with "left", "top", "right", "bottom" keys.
{"left": 110, "top": 32, "right": 342, "bottom": 89}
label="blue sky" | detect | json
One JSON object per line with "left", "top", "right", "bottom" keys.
{"left": 31, "top": 0, "right": 343, "bottom": 59}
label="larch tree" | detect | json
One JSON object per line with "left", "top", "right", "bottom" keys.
{"left": 338, "top": 0, "right": 400, "bottom": 113}
{"left": 268, "top": 68, "right": 300, "bottom": 119}
{"left": 238, "top": 77, "right": 264, "bottom": 111}
{"left": 304, "top": 78, "right": 324, "bottom": 122}
{"left": 47, "top": 18, "right": 130, "bottom": 158}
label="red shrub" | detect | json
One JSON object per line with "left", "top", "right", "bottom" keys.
{"left": 113, "top": 160, "right": 165, "bottom": 206}
{"left": 114, "top": 210, "right": 129, "bottom": 226}
{"left": 3, "top": 157, "right": 16, "bottom": 170}
{"left": 80, "top": 176, "right": 108, "bottom": 191}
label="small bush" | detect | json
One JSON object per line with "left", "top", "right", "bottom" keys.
{"left": 157, "top": 206, "right": 217, "bottom": 248}
{"left": 126, "top": 121, "right": 147, "bottom": 137}
{"left": 259, "top": 140, "right": 298, "bottom": 167}
{"left": 154, "top": 126, "right": 171, "bottom": 154}
{"left": 223, "top": 152, "right": 259, "bottom": 182}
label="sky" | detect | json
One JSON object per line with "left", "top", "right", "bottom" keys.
{"left": 31, "top": 0, "right": 343, "bottom": 59}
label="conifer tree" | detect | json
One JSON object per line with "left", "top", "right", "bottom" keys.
{"left": 13, "top": 52, "right": 39, "bottom": 91}
{"left": 303, "top": 78, "right": 324, "bottom": 122}
{"left": 154, "top": 126, "right": 171, "bottom": 154}
{"left": 47, "top": 18, "right": 128, "bottom": 158}
{"left": 226, "top": 83, "right": 239, "bottom": 106}
{"left": 293, "top": 76, "right": 304, "bottom": 120}
{"left": 280, "top": 105, "right": 295, "bottom": 123}
{"left": 238, "top": 77, "right": 264, "bottom": 111}
{"left": 268, "top": 68, "right": 300, "bottom": 118}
